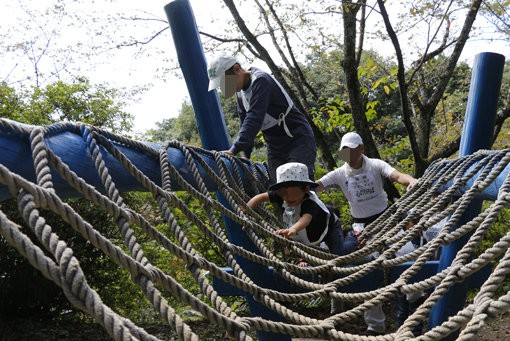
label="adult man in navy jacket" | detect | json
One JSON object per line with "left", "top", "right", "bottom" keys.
{"left": 208, "top": 55, "right": 317, "bottom": 185}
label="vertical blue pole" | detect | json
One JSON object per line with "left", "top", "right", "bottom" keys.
{"left": 164, "top": 2, "right": 290, "bottom": 340}
{"left": 429, "top": 52, "right": 505, "bottom": 338}
{"left": 163, "top": 1, "right": 229, "bottom": 150}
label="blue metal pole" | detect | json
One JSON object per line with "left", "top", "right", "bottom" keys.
{"left": 429, "top": 52, "right": 505, "bottom": 338}
{"left": 164, "top": 2, "right": 290, "bottom": 340}
{"left": 163, "top": 1, "right": 229, "bottom": 151}
{"left": 0, "top": 119, "right": 268, "bottom": 201}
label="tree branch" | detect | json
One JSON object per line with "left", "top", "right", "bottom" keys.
{"left": 115, "top": 27, "right": 169, "bottom": 48}
{"left": 199, "top": 31, "right": 247, "bottom": 44}
{"left": 376, "top": 0, "right": 421, "bottom": 168}
{"left": 425, "top": 0, "right": 482, "bottom": 111}
{"left": 429, "top": 103, "right": 510, "bottom": 161}
{"left": 261, "top": 0, "right": 319, "bottom": 100}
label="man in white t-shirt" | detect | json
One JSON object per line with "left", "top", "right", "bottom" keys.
{"left": 315, "top": 132, "right": 417, "bottom": 336}
{"left": 316, "top": 132, "right": 417, "bottom": 225}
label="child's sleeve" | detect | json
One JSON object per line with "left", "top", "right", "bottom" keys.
{"left": 300, "top": 199, "right": 322, "bottom": 218}
{"left": 374, "top": 159, "right": 397, "bottom": 179}
{"left": 300, "top": 199, "right": 329, "bottom": 243}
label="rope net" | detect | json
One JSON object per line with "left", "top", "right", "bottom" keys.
{"left": 0, "top": 118, "right": 509, "bottom": 340}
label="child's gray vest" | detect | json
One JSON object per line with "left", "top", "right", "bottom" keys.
{"left": 238, "top": 68, "right": 294, "bottom": 138}
{"left": 282, "top": 191, "right": 329, "bottom": 246}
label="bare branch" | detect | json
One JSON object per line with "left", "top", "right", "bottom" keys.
{"left": 425, "top": 0, "right": 483, "bottom": 110}
{"left": 260, "top": 0, "right": 319, "bottom": 100}
{"left": 115, "top": 27, "right": 169, "bottom": 48}
{"left": 408, "top": 1, "right": 455, "bottom": 84}
{"left": 121, "top": 16, "right": 168, "bottom": 24}
{"left": 199, "top": 31, "right": 247, "bottom": 44}
{"left": 429, "top": 105, "right": 510, "bottom": 161}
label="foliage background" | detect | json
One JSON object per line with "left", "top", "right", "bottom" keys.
{"left": 1, "top": 0, "right": 510, "bottom": 337}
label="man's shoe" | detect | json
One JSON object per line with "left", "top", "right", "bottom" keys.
{"left": 364, "top": 328, "right": 385, "bottom": 336}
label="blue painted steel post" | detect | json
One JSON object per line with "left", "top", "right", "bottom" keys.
{"left": 164, "top": 1, "right": 290, "bottom": 340}
{"left": 429, "top": 52, "right": 505, "bottom": 338}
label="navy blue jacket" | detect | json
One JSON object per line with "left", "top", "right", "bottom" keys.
{"left": 230, "top": 67, "right": 315, "bottom": 158}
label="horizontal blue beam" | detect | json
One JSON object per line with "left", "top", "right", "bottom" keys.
{"left": 0, "top": 119, "right": 268, "bottom": 201}
{"left": 437, "top": 157, "right": 509, "bottom": 201}
{"left": 2, "top": 119, "right": 507, "bottom": 203}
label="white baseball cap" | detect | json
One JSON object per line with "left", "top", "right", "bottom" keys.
{"left": 207, "top": 55, "right": 238, "bottom": 94}
{"left": 340, "top": 132, "right": 363, "bottom": 149}
{"left": 268, "top": 162, "right": 317, "bottom": 191}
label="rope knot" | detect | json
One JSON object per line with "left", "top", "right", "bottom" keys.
{"left": 188, "top": 256, "right": 206, "bottom": 270}
{"left": 319, "top": 320, "right": 335, "bottom": 332}
{"left": 473, "top": 182, "right": 484, "bottom": 193}
{"left": 449, "top": 263, "right": 465, "bottom": 283}
{"left": 252, "top": 288, "right": 268, "bottom": 302}
{"left": 498, "top": 190, "right": 509, "bottom": 202}
{"left": 394, "top": 278, "right": 407, "bottom": 293}
{"left": 324, "top": 284, "right": 337, "bottom": 295}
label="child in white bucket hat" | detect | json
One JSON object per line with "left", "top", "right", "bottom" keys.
{"left": 247, "top": 162, "right": 357, "bottom": 315}
{"left": 247, "top": 162, "right": 352, "bottom": 254}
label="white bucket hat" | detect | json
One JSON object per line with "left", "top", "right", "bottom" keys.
{"left": 269, "top": 162, "right": 317, "bottom": 191}
{"left": 207, "top": 55, "right": 238, "bottom": 96}
{"left": 340, "top": 132, "right": 363, "bottom": 149}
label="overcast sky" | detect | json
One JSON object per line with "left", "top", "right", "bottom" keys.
{"left": 0, "top": 0, "right": 230, "bottom": 133}
{"left": 115, "top": 2, "right": 510, "bottom": 133}
{"left": 1, "top": 1, "right": 509, "bottom": 134}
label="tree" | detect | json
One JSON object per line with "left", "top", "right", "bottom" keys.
{"left": 481, "top": 0, "right": 510, "bottom": 37}
{"left": 333, "top": 0, "right": 509, "bottom": 175}
{"left": 0, "top": 82, "right": 39, "bottom": 124}
{"left": 374, "top": 0, "right": 477, "bottom": 175}
{"left": 5, "top": 1, "right": 509, "bottom": 177}
{"left": 192, "top": 0, "right": 510, "bottom": 178}
{"left": 1, "top": 77, "right": 133, "bottom": 132}
{"left": 303, "top": 49, "right": 403, "bottom": 154}
{"left": 0, "top": 78, "right": 134, "bottom": 320}
{"left": 1, "top": 1, "right": 165, "bottom": 128}
{"left": 147, "top": 101, "right": 201, "bottom": 145}
{"left": 147, "top": 97, "right": 238, "bottom": 145}
{"left": 30, "top": 76, "right": 133, "bottom": 132}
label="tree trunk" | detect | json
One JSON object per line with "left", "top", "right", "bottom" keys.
{"left": 342, "top": 1, "right": 401, "bottom": 200}
{"left": 222, "top": 0, "right": 337, "bottom": 171}
{"left": 377, "top": 0, "right": 483, "bottom": 177}
{"left": 342, "top": 1, "right": 380, "bottom": 160}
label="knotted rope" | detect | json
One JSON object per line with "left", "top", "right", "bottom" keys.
{"left": 1, "top": 118, "right": 509, "bottom": 340}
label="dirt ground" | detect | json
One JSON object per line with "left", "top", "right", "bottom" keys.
{"left": 475, "top": 312, "right": 510, "bottom": 340}
{"left": 1, "top": 311, "right": 509, "bottom": 340}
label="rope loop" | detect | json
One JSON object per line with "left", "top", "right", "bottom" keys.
{"left": 1, "top": 119, "right": 509, "bottom": 340}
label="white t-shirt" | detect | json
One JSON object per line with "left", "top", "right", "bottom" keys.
{"left": 319, "top": 155, "right": 396, "bottom": 219}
